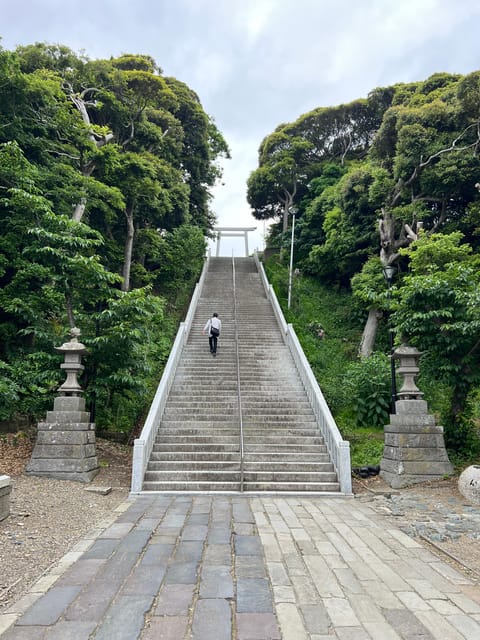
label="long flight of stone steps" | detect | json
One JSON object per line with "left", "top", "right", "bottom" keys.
{"left": 142, "top": 256, "right": 340, "bottom": 492}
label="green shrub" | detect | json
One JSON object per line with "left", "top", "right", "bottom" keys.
{"left": 342, "top": 353, "right": 391, "bottom": 427}
{"left": 445, "top": 422, "right": 480, "bottom": 467}
{"left": 0, "top": 361, "right": 20, "bottom": 420}
{"left": 342, "top": 426, "right": 384, "bottom": 467}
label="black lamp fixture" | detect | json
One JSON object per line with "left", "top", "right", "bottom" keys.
{"left": 382, "top": 264, "right": 396, "bottom": 284}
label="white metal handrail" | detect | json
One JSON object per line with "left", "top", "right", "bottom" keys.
{"left": 286, "top": 326, "right": 352, "bottom": 494}
{"left": 232, "top": 256, "right": 245, "bottom": 492}
{"left": 256, "top": 259, "right": 288, "bottom": 338}
{"left": 130, "top": 255, "right": 210, "bottom": 493}
{"left": 254, "top": 253, "right": 352, "bottom": 494}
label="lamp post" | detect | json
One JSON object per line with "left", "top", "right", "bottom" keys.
{"left": 287, "top": 206, "right": 298, "bottom": 309}
{"left": 382, "top": 264, "right": 397, "bottom": 414}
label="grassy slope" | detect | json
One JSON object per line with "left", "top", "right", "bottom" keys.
{"left": 264, "top": 258, "right": 387, "bottom": 467}
{"left": 263, "top": 255, "right": 480, "bottom": 470}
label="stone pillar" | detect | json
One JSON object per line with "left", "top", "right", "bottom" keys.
{"left": 380, "top": 344, "right": 453, "bottom": 489}
{"left": 26, "top": 328, "right": 99, "bottom": 483}
{"left": 0, "top": 475, "right": 12, "bottom": 521}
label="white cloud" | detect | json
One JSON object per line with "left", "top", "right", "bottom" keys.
{"left": 320, "top": 0, "right": 472, "bottom": 88}
{"left": 186, "top": 48, "right": 233, "bottom": 101}
{"left": 242, "top": 0, "right": 277, "bottom": 45}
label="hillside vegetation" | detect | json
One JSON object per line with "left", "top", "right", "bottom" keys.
{"left": 0, "top": 42, "right": 228, "bottom": 437}
{"left": 252, "top": 71, "right": 480, "bottom": 464}
{"left": 263, "top": 257, "right": 480, "bottom": 469}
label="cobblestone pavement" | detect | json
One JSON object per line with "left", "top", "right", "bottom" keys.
{"left": 1, "top": 494, "right": 480, "bottom": 640}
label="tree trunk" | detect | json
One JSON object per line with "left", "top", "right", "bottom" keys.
{"left": 68, "top": 88, "right": 113, "bottom": 222}
{"left": 282, "top": 189, "right": 295, "bottom": 233}
{"left": 122, "top": 207, "right": 135, "bottom": 292}
{"left": 72, "top": 197, "right": 87, "bottom": 223}
{"left": 65, "top": 285, "right": 76, "bottom": 329}
{"left": 379, "top": 209, "right": 399, "bottom": 266}
{"left": 359, "top": 308, "right": 382, "bottom": 357}
{"left": 279, "top": 190, "right": 296, "bottom": 262}
{"left": 282, "top": 200, "right": 290, "bottom": 233}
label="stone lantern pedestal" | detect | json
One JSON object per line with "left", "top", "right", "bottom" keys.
{"left": 380, "top": 344, "right": 453, "bottom": 489}
{"left": 26, "top": 328, "right": 99, "bottom": 482}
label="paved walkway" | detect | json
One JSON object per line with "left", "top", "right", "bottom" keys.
{"left": 1, "top": 494, "right": 479, "bottom": 639}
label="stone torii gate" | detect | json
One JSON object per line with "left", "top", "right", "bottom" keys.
{"left": 214, "top": 226, "right": 257, "bottom": 257}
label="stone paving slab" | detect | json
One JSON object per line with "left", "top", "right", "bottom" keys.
{"left": 1, "top": 494, "right": 479, "bottom": 639}
{"left": 15, "top": 586, "right": 81, "bottom": 627}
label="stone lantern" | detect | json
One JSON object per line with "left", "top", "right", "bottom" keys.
{"left": 394, "top": 344, "right": 423, "bottom": 400}
{"left": 56, "top": 327, "right": 86, "bottom": 395}
{"left": 380, "top": 342, "right": 452, "bottom": 488}
{"left": 26, "top": 327, "right": 99, "bottom": 482}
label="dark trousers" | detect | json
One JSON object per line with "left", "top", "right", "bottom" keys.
{"left": 209, "top": 335, "right": 218, "bottom": 353}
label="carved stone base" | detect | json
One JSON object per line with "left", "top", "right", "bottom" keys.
{"left": 26, "top": 396, "right": 99, "bottom": 483}
{"left": 380, "top": 400, "right": 453, "bottom": 489}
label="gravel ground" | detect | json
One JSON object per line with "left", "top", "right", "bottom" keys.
{"left": 356, "top": 474, "right": 480, "bottom": 580}
{"left": 0, "top": 437, "right": 131, "bottom": 611}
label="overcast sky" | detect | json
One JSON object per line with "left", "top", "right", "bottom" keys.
{"left": 2, "top": 0, "right": 480, "bottom": 254}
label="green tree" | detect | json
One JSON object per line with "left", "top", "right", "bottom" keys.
{"left": 371, "top": 74, "right": 480, "bottom": 269}
{"left": 394, "top": 232, "right": 480, "bottom": 448}
{"left": 306, "top": 163, "right": 379, "bottom": 284}
{"left": 247, "top": 133, "right": 312, "bottom": 233}
{"left": 248, "top": 91, "right": 393, "bottom": 240}
{"left": 165, "top": 77, "right": 230, "bottom": 230}
{"left": 150, "top": 225, "right": 206, "bottom": 302}
{"left": 351, "top": 255, "right": 392, "bottom": 357}
{"left": 0, "top": 42, "right": 228, "bottom": 430}
{"left": 82, "top": 286, "right": 166, "bottom": 433}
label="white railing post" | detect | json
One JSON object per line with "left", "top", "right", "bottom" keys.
{"left": 338, "top": 441, "right": 352, "bottom": 494}
{"left": 131, "top": 440, "right": 145, "bottom": 493}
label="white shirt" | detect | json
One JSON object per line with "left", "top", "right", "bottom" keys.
{"left": 204, "top": 317, "right": 221, "bottom": 336}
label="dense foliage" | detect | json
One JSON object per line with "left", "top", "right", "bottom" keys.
{"left": 252, "top": 71, "right": 480, "bottom": 457}
{"left": 0, "top": 42, "right": 229, "bottom": 435}
{"left": 264, "top": 256, "right": 479, "bottom": 468}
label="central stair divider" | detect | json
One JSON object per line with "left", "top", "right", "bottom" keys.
{"left": 233, "top": 256, "right": 245, "bottom": 492}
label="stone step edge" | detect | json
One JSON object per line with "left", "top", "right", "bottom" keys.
{"left": 136, "top": 488, "right": 345, "bottom": 495}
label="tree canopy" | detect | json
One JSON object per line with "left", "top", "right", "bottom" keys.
{"left": 0, "top": 42, "right": 229, "bottom": 433}
{"left": 252, "top": 70, "right": 480, "bottom": 440}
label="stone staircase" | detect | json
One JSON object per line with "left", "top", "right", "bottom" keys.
{"left": 142, "top": 256, "right": 340, "bottom": 492}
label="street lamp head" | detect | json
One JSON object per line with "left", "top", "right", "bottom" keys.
{"left": 382, "top": 264, "right": 396, "bottom": 283}
{"left": 289, "top": 205, "right": 298, "bottom": 215}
